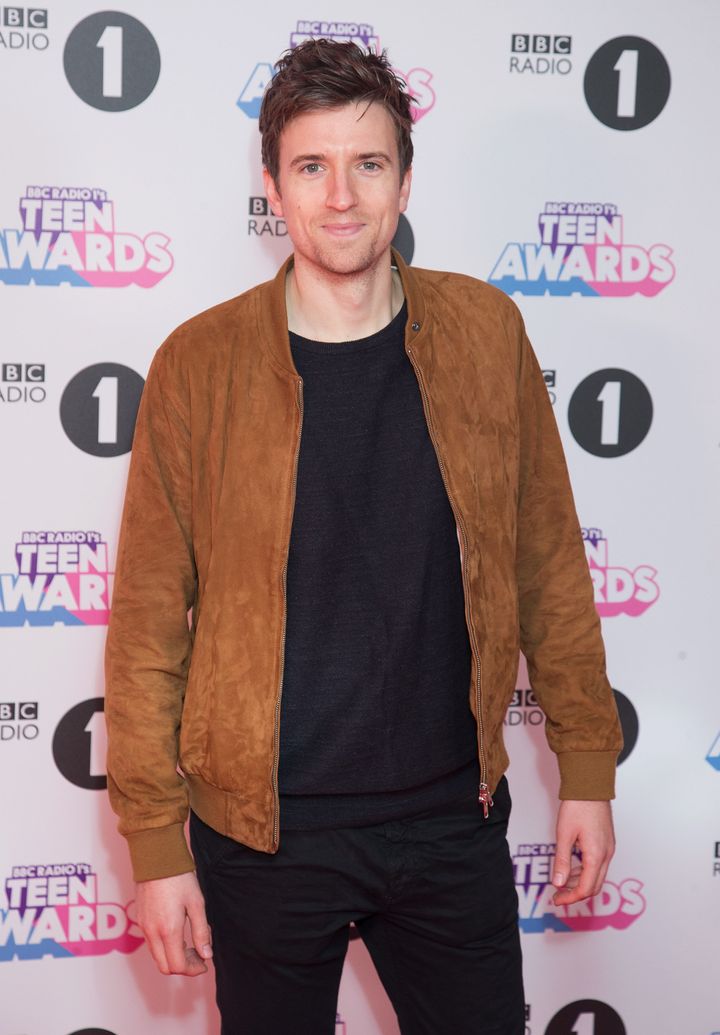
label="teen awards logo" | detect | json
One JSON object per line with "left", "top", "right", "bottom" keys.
{"left": 237, "top": 20, "right": 435, "bottom": 122}
{"left": 0, "top": 185, "right": 172, "bottom": 287}
{"left": 290, "top": 18, "right": 379, "bottom": 48}
{"left": 0, "top": 862, "right": 143, "bottom": 961}
{"left": 0, "top": 531, "right": 112, "bottom": 627}
{"left": 706, "top": 733, "right": 720, "bottom": 772}
{"left": 513, "top": 844, "right": 645, "bottom": 934}
{"left": 489, "top": 202, "right": 674, "bottom": 297}
{"left": 583, "top": 527, "right": 659, "bottom": 618}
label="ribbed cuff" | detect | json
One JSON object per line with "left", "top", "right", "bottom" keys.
{"left": 557, "top": 751, "right": 618, "bottom": 800}
{"left": 126, "top": 822, "right": 196, "bottom": 883}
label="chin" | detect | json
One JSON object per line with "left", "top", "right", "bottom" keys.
{"left": 311, "top": 243, "right": 384, "bottom": 277}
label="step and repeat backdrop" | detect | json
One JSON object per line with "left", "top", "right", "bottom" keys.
{"left": 1, "top": 2, "right": 718, "bottom": 1034}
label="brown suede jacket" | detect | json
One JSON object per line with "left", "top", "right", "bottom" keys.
{"left": 105, "top": 250, "right": 622, "bottom": 883}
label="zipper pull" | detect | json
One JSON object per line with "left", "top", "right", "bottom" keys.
{"left": 478, "top": 783, "right": 494, "bottom": 819}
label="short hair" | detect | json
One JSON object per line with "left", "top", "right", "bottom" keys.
{"left": 259, "top": 39, "right": 414, "bottom": 184}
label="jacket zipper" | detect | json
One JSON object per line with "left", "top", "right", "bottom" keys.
{"left": 271, "top": 376, "right": 304, "bottom": 850}
{"left": 406, "top": 346, "right": 493, "bottom": 818}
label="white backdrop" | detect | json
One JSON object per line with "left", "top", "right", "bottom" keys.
{"left": 2, "top": 2, "right": 719, "bottom": 1034}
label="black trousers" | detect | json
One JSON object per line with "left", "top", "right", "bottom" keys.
{"left": 190, "top": 777, "right": 524, "bottom": 1035}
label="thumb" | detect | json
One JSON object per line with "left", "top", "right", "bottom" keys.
{"left": 187, "top": 896, "right": 213, "bottom": 961}
{"left": 553, "top": 844, "right": 573, "bottom": 887}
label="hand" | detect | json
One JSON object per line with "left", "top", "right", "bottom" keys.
{"left": 552, "top": 800, "right": 615, "bottom": 906}
{"left": 134, "top": 870, "right": 212, "bottom": 976}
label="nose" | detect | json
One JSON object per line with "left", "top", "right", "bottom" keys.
{"left": 325, "top": 168, "right": 356, "bottom": 211}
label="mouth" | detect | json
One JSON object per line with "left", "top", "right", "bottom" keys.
{"left": 322, "top": 223, "right": 365, "bottom": 237}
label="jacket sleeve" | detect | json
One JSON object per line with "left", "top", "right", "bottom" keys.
{"left": 105, "top": 338, "right": 197, "bottom": 882}
{"left": 512, "top": 307, "right": 623, "bottom": 799}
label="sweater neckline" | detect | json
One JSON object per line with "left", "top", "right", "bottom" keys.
{"left": 289, "top": 301, "right": 407, "bottom": 356}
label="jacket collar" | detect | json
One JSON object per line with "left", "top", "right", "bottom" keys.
{"left": 257, "top": 247, "right": 427, "bottom": 377}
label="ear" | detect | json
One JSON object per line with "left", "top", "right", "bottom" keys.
{"left": 263, "top": 168, "right": 284, "bottom": 218}
{"left": 399, "top": 165, "right": 412, "bottom": 214}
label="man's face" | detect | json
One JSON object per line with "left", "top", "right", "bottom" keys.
{"left": 263, "top": 101, "right": 412, "bottom": 277}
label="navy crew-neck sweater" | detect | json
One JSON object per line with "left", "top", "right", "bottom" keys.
{"left": 278, "top": 300, "right": 479, "bottom": 830}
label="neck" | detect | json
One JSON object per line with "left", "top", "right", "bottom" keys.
{"left": 286, "top": 249, "right": 404, "bottom": 342}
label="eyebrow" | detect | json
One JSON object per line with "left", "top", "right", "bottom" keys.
{"left": 289, "top": 151, "right": 394, "bottom": 169}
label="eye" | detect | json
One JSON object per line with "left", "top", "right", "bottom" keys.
{"left": 302, "top": 162, "right": 321, "bottom": 174}
{"left": 361, "top": 161, "right": 380, "bottom": 171}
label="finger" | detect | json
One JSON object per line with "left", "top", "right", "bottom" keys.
{"left": 187, "top": 895, "right": 213, "bottom": 961}
{"left": 552, "top": 830, "right": 576, "bottom": 888}
{"left": 564, "top": 866, "right": 582, "bottom": 889}
{"left": 165, "top": 935, "right": 209, "bottom": 976}
{"left": 184, "top": 944, "right": 209, "bottom": 976}
{"left": 591, "top": 854, "right": 612, "bottom": 897}
{"left": 552, "top": 865, "right": 581, "bottom": 905}
{"left": 161, "top": 922, "right": 192, "bottom": 975}
{"left": 144, "top": 927, "right": 171, "bottom": 975}
{"left": 557, "top": 855, "right": 600, "bottom": 905}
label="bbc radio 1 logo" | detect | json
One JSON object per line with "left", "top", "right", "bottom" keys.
{"left": 513, "top": 844, "right": 645, "bottom": 934}
{"left": 0, "top": 531, "right": 112, "bottom": 627}
{"left": 545, "top": 1001, "right": 627, "bottom": 1035}
{"left": 0, "top": 6, "right": 48, "bottom": 51}
{"left": 53, "top": 698, "right": 107, "bottom": 791}
{"left": 0, "top": 701, "right": 39, "bottom": 742}
{"left": 584, "top": 37, "right": 671, "bottom": 131}
{"left": 64, "top": 11, "right": 160, "bottom": 112}
{"left": 510, "top": 34, "right": 571, "bottom": 76}
{"left": 613, "top": 690, "right": 639, "bottom": 765}
{"left": 508, "top": 31, "right": 671, "bottom": 135}
{"left": 489, "top": 201, "right": 674, "bottom": 297}
{"left": 237, "top": 20, "right": 435, "bottom": 123}
{"left": 248, "top": 194, "right": 416, "bottom": 265}
{"left": 505, "top": 688, "right": 544, "bottom": 731}
{"left": 542, "top": 369, "right": 556, "bottom": 405}
{"left": 569, "top": 369, "right": 653, "bottom": 459}
{"left": 506, "top": 685, "right": 638, "bottom": 765}
{"left": 248, "top": 197, "right": 287, "bottom": 239}
{"left": 583, "top": 526, "right": 659, "bottom": 618}
{"left": 0, "top": 861, "right": 143, "bottom": 961}
{"left": 1, "top": 362, "right": 45, "bottom": 404}
{"left": 61, "top": 362, "right": 145, "bottom": 457}
{"left": 0, "top": 185, "right": 172, "bottom": 287}
{"left": 15, "top": 1030, "right": 118, "bottom": 1035}
{"left": 65, "top": 1030, "right": 117, "bottom": 1035}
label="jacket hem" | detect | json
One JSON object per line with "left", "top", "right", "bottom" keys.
{"left": 127, "top": 822, "right": 195, "bottom": 883}
{"left": 186, "top": 772, "right": 277, "bottom": 854}
{"left": 557, "top": 751, "right": 618, "bottom": 800}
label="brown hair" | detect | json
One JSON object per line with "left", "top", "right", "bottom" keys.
{"left": 259, "top": 39, "right": 414, "bottom": 184}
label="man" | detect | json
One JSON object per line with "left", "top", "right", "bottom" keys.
{"left": 106, "top": 38, "right": 622, "bottom": 1035}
